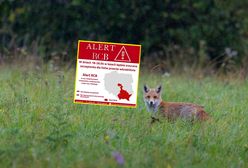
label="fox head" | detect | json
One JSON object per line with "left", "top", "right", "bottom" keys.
{"left": 143, "top": 84, "right": 162, "bottom": 112}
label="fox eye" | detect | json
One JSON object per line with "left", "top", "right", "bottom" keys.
{"left": 153, "top": 96, "right": 157, "bottom": 99}
{"left": 147, "top": 96, "right": 150, "bottom": 99}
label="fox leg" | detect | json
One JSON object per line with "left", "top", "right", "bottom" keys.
{"left": 150, "top": 112, "right": 160, "bottom": 124}
{"left": 150, "top": 116, "right": 160, "bottom": 124}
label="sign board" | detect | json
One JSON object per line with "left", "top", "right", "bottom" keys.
{"left": 74, "top": 40, "right": 141, "bottom": 108}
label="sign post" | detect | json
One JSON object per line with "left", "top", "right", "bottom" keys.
{"left": 74, "top": 40, "right": 141, "bottom": 108}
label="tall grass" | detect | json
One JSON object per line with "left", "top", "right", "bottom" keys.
{"left": 0, "top": 65, "right": 247, "bottom": 168}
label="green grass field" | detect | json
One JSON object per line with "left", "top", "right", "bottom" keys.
{"left": 0, "top": 65, "right": 247, "bottom": 168}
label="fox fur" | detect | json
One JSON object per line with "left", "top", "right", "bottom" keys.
{"left": 143, "top": 84, "right": 209, "bottom": 121}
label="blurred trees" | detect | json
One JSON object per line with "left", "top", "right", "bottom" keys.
{"left": 0, "top": 0, "right": 248, "bottom": 65}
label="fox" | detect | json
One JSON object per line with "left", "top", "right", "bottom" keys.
{"left": 143, "top": 84, "right": 209, "bottom": 123}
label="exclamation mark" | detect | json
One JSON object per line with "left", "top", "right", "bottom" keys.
{"left": 121, "top": 51, "right": 125, "bottom": 60}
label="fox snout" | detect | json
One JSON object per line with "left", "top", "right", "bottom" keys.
{"left": 148, "top": 100, "right": 156, "bottom": 107}
{"left": 149, "top": 101, "right": 154, "bottom": 106}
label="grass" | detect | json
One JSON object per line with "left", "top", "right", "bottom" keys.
{"left": 0, "top": 65, "right": 247, "bottom": 168}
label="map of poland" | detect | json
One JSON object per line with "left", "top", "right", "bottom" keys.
{"left": 104, "top": 71, "right": 133, "bottom": 100}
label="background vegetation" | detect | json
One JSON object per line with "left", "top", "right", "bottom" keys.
{"left": 1, "top": 0, "right": 248, "bottom": 73}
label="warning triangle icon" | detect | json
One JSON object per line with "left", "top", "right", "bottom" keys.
{"left": 114, "top": 46, "right": 131, "bottom": 62}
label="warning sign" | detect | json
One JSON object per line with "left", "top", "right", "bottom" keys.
{"left": 74, "top": 40, "right": 141, "bottom": 108}
{"left": 115, "top": 46, "right": 131, "bottom": 62}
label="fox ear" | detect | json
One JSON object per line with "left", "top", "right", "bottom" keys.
{"left": 144, "top": 84, "right": 150, "bottom": 93}
{"left": 156, "top": 85, "right": 162, "bottom": 93}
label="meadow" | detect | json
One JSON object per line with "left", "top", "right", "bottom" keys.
{"left": 0, "top": 64, "right": 247, "bottom": 168}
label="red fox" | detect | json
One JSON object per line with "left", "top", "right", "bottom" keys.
{"left": 143, "top": 84, "right": 209, "bottom": 122}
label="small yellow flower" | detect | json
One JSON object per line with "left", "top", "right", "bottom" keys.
{"left": 104, "top": 135, "right": 110, "bottom": 143}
